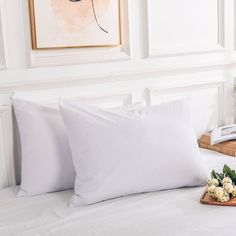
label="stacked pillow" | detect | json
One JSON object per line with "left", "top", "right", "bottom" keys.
{"left": 13, "top": 95, "right": 207, "bottom": 207}
{"left": 12, "top": 98, "right": 76, "bottom": 196}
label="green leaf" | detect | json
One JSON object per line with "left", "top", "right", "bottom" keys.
{"left": 216, "top": 173, "right": 223, "bottom": 181}
{"left": 210, "top": 165, "right": 236, "bottom": 186}
{"left": 223, "top": 164, "right": 231, "bottom": 175}
{"left": 223, "top": 164, "right": 236, "bottom": 184}
{"left": 211, "top": 170, "right": 217, "bottom": 179}
{"left": 211, "top": 170, "right": 223, "bottom": 185}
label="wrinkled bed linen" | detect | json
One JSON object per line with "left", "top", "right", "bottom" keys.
{"left": 1, "top": 149, "right": 236, "bottom": 236}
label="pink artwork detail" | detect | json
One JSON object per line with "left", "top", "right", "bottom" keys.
{"left": 50, "top": 0, "right": 110, "bottom": 32}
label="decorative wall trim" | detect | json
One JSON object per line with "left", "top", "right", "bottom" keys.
{"left": 31, "top": 92, "right": 133, "bottom": 108}
{"left": 145, "top": 81, "right": 225, "bottom": 138}
{"left": 145, "top": 81, "right": 225, "bottom": 125}
{"left": 234, "top": 0, "right": 236, "bottom": 50}
{"left": 218, "top": 0, "right": 226, "bottom": 48}
{"left": 0, "top": 3, "right": 5, "bottom": 70}
{"left": 22, "top": 0, "right": 130, "bottom": 68}
{"left": 0, "top": 73, "right": 227, "bottom": 189}
{"left": 0, "top": 105, "right": 15, "bottom": 189}
{"left": 0, "top": 59, "right": 235, "bottom": 94}
{"left": 0, "top": 90, "right": 133, "bottom": 188}
{"left": 30, "top": 47, "right": 130, "bottom": 68}
{"left": 148, "top": 0, "right": 227, "bottom": 57}
{"left": 0, "top": 72, "right": 229, "bottom": 189}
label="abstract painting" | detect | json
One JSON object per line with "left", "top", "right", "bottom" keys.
{"left": 29, "top": 0, "right": 121, "bottom": 49}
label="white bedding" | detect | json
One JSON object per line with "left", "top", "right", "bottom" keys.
{"left": 1, "top": 149, "right": 236, "bottom": 236}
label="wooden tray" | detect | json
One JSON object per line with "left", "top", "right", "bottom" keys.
{"left": 200, "top": 190, "right": 236, "bottom": 206}
{"left": 199, "top": 133, "right": 236, "bottom": 157}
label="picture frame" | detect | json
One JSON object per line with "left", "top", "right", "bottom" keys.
{"left": 28, "top": 0, "right": 121, "bottom": 50}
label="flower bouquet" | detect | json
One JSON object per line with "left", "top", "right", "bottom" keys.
{"left": 207, "top": 165, "right": 236, "bottom": 202}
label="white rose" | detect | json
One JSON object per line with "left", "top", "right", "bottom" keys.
{"left": 223, "top": 183, "right": 234, "bottom": 194}
{"left": 208, "top": 185, "right": 216, "bottom": 197}
{"left": 222, "top": 177, "right": 232, "bottom": 185}
{"left": 218, "top": 193, "right": 230, "bottom": 202}
{"left": 208, "top": 178, "right": 219, "bottom": 186}
{"left": 214, "top": 187, "right": 230, "bottom": 202}
{"left": 214, "top": 187, "right": 225, "bottom": 199}
{"left": 232, "top": 187, "right": 236, "bottom": 197}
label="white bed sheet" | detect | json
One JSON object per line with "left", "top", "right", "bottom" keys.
{"left": 1, "top": 149, "right": 236, "bottom": 236}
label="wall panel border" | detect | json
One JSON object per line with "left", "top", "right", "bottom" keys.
{"left": 0, "top": 105, "right": 15, "bottom": 188}
{"left": 148, "top": 0, "right": 227, "bottom": 57}
{"left": 0, "top": 3, "right": 5, "bottom": 70}
{"left": 22, "top": 0, "right": 131, "bottom": 68}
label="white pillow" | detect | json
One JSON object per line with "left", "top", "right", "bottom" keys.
{"left": 60, "top": 99, "right": 207, "bottom": 207}
{"left": 12, "top": 97, "right": 76, "bottom": 196}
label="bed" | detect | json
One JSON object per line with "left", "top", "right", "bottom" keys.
{"left": 0, "top": 78, "right": 229, "bottom": 236}
{"left": 0, "top": 149, "right": 236, "bottom": 236}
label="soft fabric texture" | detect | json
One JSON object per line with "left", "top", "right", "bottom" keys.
{"left": 0, "top": 149, "right": 235, "bottom": 236}
{"left": 60, "top": 99, "right": 207, "bottom": 207}
{"left": 12, "top": 97, "right": 76, "bottom": 196}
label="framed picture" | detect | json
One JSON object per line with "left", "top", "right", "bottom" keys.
{"left": 29, "top": 0, "right": 121, "bottom": 49}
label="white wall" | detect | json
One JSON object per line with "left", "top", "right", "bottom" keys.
{"left": 0, "top": 0, "right": 236, "bottom": 188}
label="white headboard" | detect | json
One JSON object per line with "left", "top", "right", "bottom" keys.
{"left": 0, "top": 74, "right": 226, "bottom": 189}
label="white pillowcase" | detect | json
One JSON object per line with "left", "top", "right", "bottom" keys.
{"left": 12, "top": 97, "right": 76, "bottom": 196}
{"left": 60, "top": 99, "right": 207, "bottom": 207}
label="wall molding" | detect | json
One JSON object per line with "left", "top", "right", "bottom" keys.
{"left": 30, "top": 47, "right": 130, "bottom": 68}
{"left": 0, "top": 74, "right": 226, "bottom": 188}
{"left": 0, "top": 59, "right": 235, "bottom": 94}
{"left": 145, "top": 81, "right": 225, "bottom": 124}
{"left": 21, "top": 0, "right": 131, "bottom": 68}
{"left": 148, "top": 0, "right": 228, "bottom": 57}
{"left": 234, "top": 0, "right": 236, "bottom": 50}
{"left": 0, "top": 90, "right": 133, "bottom": 187}
{"left": 0, "top": 2, "right": 5, "bottom": 70}
{"left": 0, "top": 106, "right": 15, "bottom": 188}
{"left": 28, "top": 92, "right": 133, "bottom": 108}
{"left": 145, "top": 81, "right": 226, "bottom": 138}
